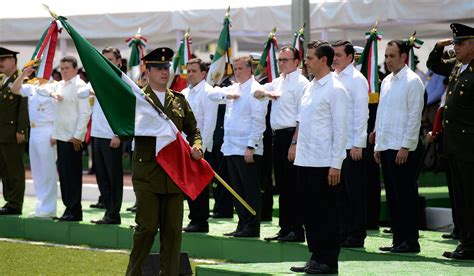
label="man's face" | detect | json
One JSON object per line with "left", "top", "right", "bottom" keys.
{"left": 0, "top": 57, "right": 16, "bottom": 75}
{"left": 305, "top": 48, "right": 324, "bottom": 76}
{"left": 60, "top": 61, "right": 78, "bottom": 81}
{"left": 233, "top": 59, "right": 252, "bottom": 83}
{"left": 103, "top": 52, "right": 121, "bottom": 67}
{"left": 332, "top": 45, "right": 353, "bottom": 72}
{"left": 454, "top": 38, "right": 474, "bottom": 64}
{"left": 147, "top": 66, "right": 170, "bottom": 88}
{"left": 384, "top": 44, "right": 406, "bottom": 74}
{"left": 186, "top": 63, "right": 206, "bottom": 87}
{"left": 278, "top": 50, "right": 299, "bottom": 75}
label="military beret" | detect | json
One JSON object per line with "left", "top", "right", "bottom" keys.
{"left": 142, "top": 47, "right": 174, "bottom": 68}
{"left": 450, "top": 23, "right": 474, "bottom": 43}
{"left": 0, "top": 47, "right": 19, "bottom": 58}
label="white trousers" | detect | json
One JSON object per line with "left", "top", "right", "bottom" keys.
{"left": 29, "top": 123, "right": 57, "bottom": 216}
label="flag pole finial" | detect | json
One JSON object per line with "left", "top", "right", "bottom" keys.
{"left": 225, "top": 6, "right": 230, "bottom": 17}
{"left": 370, "top": 21, "right": 378, "bottom": 35}
{"left": 42, "top": 4, "right": 58, "bottom": 20}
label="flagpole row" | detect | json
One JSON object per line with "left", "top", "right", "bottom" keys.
{"left": 213, "top": 172, "right": 257, "bottom": 216}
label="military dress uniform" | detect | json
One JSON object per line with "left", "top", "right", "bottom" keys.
{"left": 427, "top": 23, "right": 474, "bottom": 259}
{"left": 0, "top": 47, "right": 28, "bottom": 215}
{"left": 19, "top": 83, "right": 57, "bottom": 217}
{"left": 126, "top": 47, "right": 202, "bottom": 276}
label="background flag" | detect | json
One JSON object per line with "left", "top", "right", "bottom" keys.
{"left": 207, "top": 7, "right": 232, "bottom": 86}
{"left": 358, "top": 24, "right": 383, "bottom": 104}
{"left": 169, "top": 29, "right": 192, "bottom": 92}
{"left": 255, "top": 27, "right": 279, "bottom": 82}
{"left": 405, "top": 31, "right": 424, "bottom": 71}
{"left": 292, "top": 24, "right": 305, "bottom": 67}
{"left": 58, "top": 16, "right": 214, "bottom": 200}
{"left": 126, "top": 28, "right": 147, "bottom": 84}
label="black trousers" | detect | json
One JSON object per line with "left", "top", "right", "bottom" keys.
{"left": 261, "top": 103, "right": 274, "bottom": 221}
{"left": 208, "top": 150, "right": 233, "bottom": 217}
{"left": 57, "top": 140, "right": 83, "bottom": 218}
{"left": 93, "top": 137, "right": 123, "bottom": 221}
{"left": 0, "top": 142, "right": 25, "bottom": 211}
{"left": 273, "top": 128, "right": 303, "bottom": 235}
{"left": 186, "top": 172, "right": 210, "bottom": 226}
{"left": 298, "top": 166, "right": 340, "bottom": 268}
{"left": 338, "top": 149, "right": 367, "bottom": 243}
{"left": 380, "top": 149, "right": 419, "bottom": 247}
{"left": 366, "top": 104, "right": 381, "bottom": 229}
{"left": 226, "top": 155, "right": 262, "bottom": 234}
{"left": 448, "top": 157, "right": 474, "bottom": 252}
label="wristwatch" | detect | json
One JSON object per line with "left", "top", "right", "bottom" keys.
{"left": 291, "top": 139, "right": 297, "bottom": 145}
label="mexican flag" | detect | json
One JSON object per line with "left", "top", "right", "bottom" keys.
{"left": 358, "top": 26, "right": 383, "bottom": 104}
{"left": 292, "top": 24, "right": 305, "bottom": 67}
{"left": 28, "top": 20, "right": 61, "bottom": 82}
{"left": 169, "top": 29, "right": 191, "bottom": 92}
{"left": 126, "top": 28, "right": 147, "bottom": 84}
{"left": 405, "top": 32, "right": 424, "bottom": 71}
{"left": 57, "top": 16, "right": 214, "bottom": 200}
{"left": 255, "top": 28, "right": 279, "bottom": 82}
{"left": 207, "top": 7, "right": 232, "bottom": 86}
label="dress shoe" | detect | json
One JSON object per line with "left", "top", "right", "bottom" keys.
{"left": 233, "top": 230, "right": 259, "bottom": 238}
{"left": 91, "top": 217, "right": 121, "bottom": 225}
{"left": 278, "top": 231, "right": 305, "bottom": 243}
{"left": 340, "top": 240, "right": 364, "bottom": 248}
{"left": 57, "top": 215, "right": 82, "bottom": 222}
{"left": 383, "top": 228, "right": 392, "bottom": 234}
{"left": 290, "top": 260, "right": 316, "bottom": 273}
{"left": 223, "top": 230, "right": 240, "bottom": 237}
{"left": 442, "top": 232, "right": 459, "bottom": 240}
{"left": 0, "top": 207, "right": 21, "bottom": 215}
{"left": 379, "top": 245, "right": 394, "bottom": 252}
{"left": 89, "top": 202, "right": 105, "bottom": 209}
{"left": 305, "top": 263, "right": 338, "bottom": 274}
{"left": 390, "top": 242, "right": 420, "bottom": 253}
{"left": 445, "top": 250, "right": 474, "bottom": 260}
{"left": 126, "top": 205, "right": 137, "bottom": 212}
{"left": 183, "top": 224, "right": 209, "bottom": 233}
{"left": 264, "top": 232, "right": 283, "bottom": 242}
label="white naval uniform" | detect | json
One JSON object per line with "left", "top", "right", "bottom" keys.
{"left": 21, "top": 83, "right": 57, "bottom": 217}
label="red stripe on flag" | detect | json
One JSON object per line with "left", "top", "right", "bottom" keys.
{"left": 36, "top": 23, "right": 57, "bottom": 60}
{"left": 42, "top": 24, "right": 59, "bottom": 79}
{"left": 156, "top": 132, "right": 215, "bottom": 200}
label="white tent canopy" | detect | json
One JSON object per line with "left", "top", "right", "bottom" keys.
{"left": 1, "top": 0, "right": 473, "bottom": 70}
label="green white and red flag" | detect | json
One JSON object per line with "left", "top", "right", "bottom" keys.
{"left": 125, "top": 28, "right": 147, "bottom": 84}
{"left": 169, "top": 29, "right": 192, "bottom": 92}
{"left": 292, "top": 24, "right": 305, "bottom": 67}
{"left": 405, "top": 31, "right": 424, "bottom": 71}
{"left": 28, "top": 20, "right": 61, "bottom": 83}
{"left": 358, "top": 25, "right": 383, "bottom": 104}
{"left": 255, "top": 28, "right": 279, "bottom": 82}
{"left": 57, "top": 16, "right": 214, "bottom": 200}
{"left": 207, "top": 7, "right": 233, "bottom": 86}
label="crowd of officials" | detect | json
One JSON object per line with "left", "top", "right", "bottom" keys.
{"left": 0, "top": 22, "right": 472, "bottom": 275}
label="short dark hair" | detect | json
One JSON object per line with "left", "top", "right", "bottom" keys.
{"left": 187, "top": 58, "right": 208, "bottom": 72}
{"left": 60, "top": 56, "right": 78, "bottom": 69}
{"left": 387, "top": 40, "right": 410, "bottom": 56}
{"left": 307, "top": 40, "right": 334, "bottom": 67}
{"left": 279, "top": 46, "right": 300, "bottom": 60}
{"left": 331, "top": 40, "right": 355, "bottom": 62}
{"left": 102, "top": 47, "right": 122, "bottom": 60}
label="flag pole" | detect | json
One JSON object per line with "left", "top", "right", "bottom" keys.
{"left": 214, "top": 173, "right": 256, "bottom": 216}
{"left": 141, "top": 94, "right": 257, "bottom": 216}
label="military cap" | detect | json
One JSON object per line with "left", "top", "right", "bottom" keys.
{"left": 0, "top": 47, "right": 19, "bottom": 58}
{"left": 142, "top": 47, "right": 173, "bottom": 68}
{"left": 450, "top": 23, "right": 474, "bottom": 43}
{"left": 249, "top": 52, "right": 261, "bottom": 64}
{"left": 354, "top": 46, "right": 364, "bottom": 57}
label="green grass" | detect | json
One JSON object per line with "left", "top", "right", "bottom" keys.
{"left": 0, "top": 240, "right": 219, "bottom": 275}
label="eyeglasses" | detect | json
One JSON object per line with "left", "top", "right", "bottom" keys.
{"left": 277, "top": 58, "right": 296, "bottom": 63}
